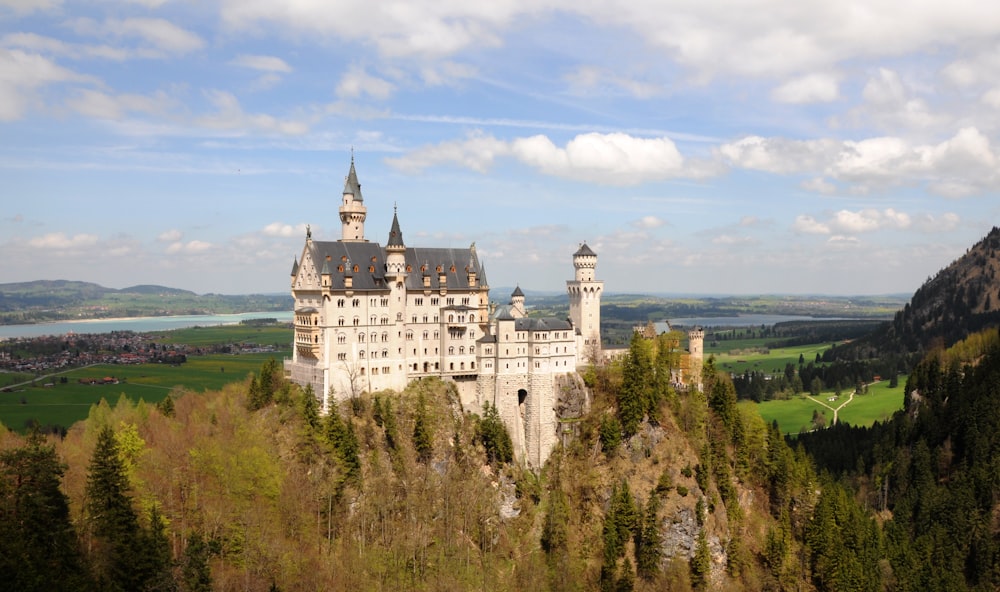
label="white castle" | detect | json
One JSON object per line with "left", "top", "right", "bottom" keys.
{"left": 284, "top": 158, "right": 605, "bottom": 466}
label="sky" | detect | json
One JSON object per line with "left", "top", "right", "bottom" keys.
{"left": 2, "top": 1, "right": 1000, "bottom": 297}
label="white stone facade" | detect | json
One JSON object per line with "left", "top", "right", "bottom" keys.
{"left": 284, "top": 160, "right": 602, "bottom": 467}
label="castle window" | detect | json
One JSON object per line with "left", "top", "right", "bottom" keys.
{"left": 381, "top": 298, "right": 389, "bottom": 307}
{"left": 360, "top": 367, "right": 365, "bottom": 375}
{"left": 433, "top": 315, "right": 439, "bottom": 322}
{"left": 448, "top": 346, "right": 454, "bottom": 355}
{"left": 337, "top": 299, "right": 345, "bottom": 308}
{"left": 470, "top": 314, "right": 475, "bottom": 322}
{"left": 433, "top": 331, "right": 439, "bottom": 339}
{"left": 422, "top": 331, "right": 428, "bottom": 339}
{"left": 371, "top": 316, "right": 377, "bottom": 324}
{"left": 359, "top": 334, "right": 365, "bottom": 342}
{"left": 372, "top": 367, "right": 378, "bottom": 375}
{"left": 449, "top": 363, "right": 454, "bottom": 370}
{"left": 406, "top": 265, "right": 412, "bottom": 273}
{"left": 448, "top": 314, "right": 454, "bottom": 322}
{"left": 460, "top": 362, "right": 465, "bottom": 369}
{"left": 382, "top": 332, "right": 389, "bottom": 342}
{"left": 381, "top": 316, "right": 389, "bottom": 325}
{"left": 430, "top": 298, "right": 439, "bottom": 306}
{"left": 338, "top": 334, "right": 346, "bottom": 344}
{"left": 412, "top": 315, "right": 417, "bottom": 323}
{"left": 359, "top": 350, "right": 365, "bottom": 358}
{"left": 446, "top": 298, "right": 454, "bottom": 306}
{"left": 338, "top": 317, "right": 345, "bottom": 326}
{"left": 352, "top": 299, "right": 360, "bottom": 307}
{"left": 353, "top": 265, "right": 359, "bottom": 273}
{"left": 415, "top": 298, "right": 423, "bottom": 306}
{"left": 337, "top": 353, "right": 346, "bottom": 360}
{"left": 462, "top": 297, "right": 470, "bottom": 305}
{"left": 397, "top": 312, "right": 402, "bottom": 321}
{"left": 382, "top": 349, "right": 388, "bottom": 358}
{"left": 423, "top": 315, "right": 428, "bottom": 323}
{"left": 406, "top": 331, "right": 413, "bottom": 340}
{"left": 459, "top": 346, "right": 465, "bottom": 354}
{"left": 353, "top": 317, "right": 359, "bottom": 326}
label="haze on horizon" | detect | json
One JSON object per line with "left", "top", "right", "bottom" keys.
{"left": 2, "top": 1, "right": 999, "bottom": 297}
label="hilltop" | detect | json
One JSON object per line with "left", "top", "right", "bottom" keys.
{"left": 833, "top": 226, "right": 1000, "bottom": 360}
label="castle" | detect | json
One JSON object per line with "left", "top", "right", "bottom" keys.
{"left": 284, "top": 158, "right": 701, "bottom": 466}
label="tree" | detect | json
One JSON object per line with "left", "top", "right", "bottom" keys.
{"left": 0, "top": 429, "right": 92, "bottom": 591}
{"left": 85, "top": 425, "right": 144, "bottom": 591}
{"left": 324, "top": 406, "right": 360, "bottom": 484}
{"left": 476, "top": 402, "right": 512, "bottom": 465}
{"left": 412, "top": 393, "right": 433, "bottom": 463}
{"left": 690, "top": 530, "right": 711, "bottom": 590}
{"left": 181, "top": 533, "right": 212, "bottom": 592}
{"left": 618, "top": 333, "right": 653, "bottom": 437}
{"left": 635, "top": 493, "right": 662, "bottom": 581}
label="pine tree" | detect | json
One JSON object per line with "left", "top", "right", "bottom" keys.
{"left": 412, "top": 393, "right": 433, "bottom": 463}
{"left": 299, "top": 383, "right": 319, "bottom": 431}
{"left": 181, "top": 533, "right": 212, "bottom": 592}
{"left": 690, "top": 530, "right": 711, "bottom": 590}
{"left": 324, "top": 406, "right": 360, "bottom": 483}
{"left": 635, "top": 493, "right": 662, "bottom": 580}
{"left": 85, "top": 425, "right": 144, "bottom": 591}
{"left": 476, "top": 402, "right": 513, "bottom": 464}
{"left": 0, "top": 429, "right": 92, "bottom": 591}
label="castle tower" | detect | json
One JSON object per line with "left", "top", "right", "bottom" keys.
{"left": 567, "top": 242, "right": 603, "bottom": 365}
{"left": 510, "top": 286, "right": 526, "bottom": 318}
{"left": 687, "top": 327, "right": 705, "bottom": 388}
{"left": 339, "top": 156, "right": 367, "bottom": 242}
{"left": 385, "top": 206, "right": 406, "bottom": 279}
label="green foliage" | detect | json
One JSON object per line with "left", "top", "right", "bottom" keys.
{"left": 412, "top": 393, "right": 433, "bottom": 464}
{"left": 635, "top": 493, "right": 662, "bottom": 581}
{"left": 0, "top": 429, "right": 92, "bottom": 591}
{"left": 618, "top": 333, "right": 654, "bottom": 437}
{"left": 324, "top": 405, "right": 360, "bottom": 484}
{"left": 690, "top": 530, "right": 711, "bottom": 590}
{"left": 155, "top": 394, "right": 175, "bottom": 417}
{"left": 476, "top": 402, "right": 513, "bottom": 465}
{"left": 299, "top": 383, "right": 319, "bottom": 431}
{"left": 181, "top": 533, "right": 213, "bottom": 592}
{"left": 598, "top": 414, "right": 622, "bottom": 455}
{"left": 541, "top": 485, "right": 569, "bottom": 554}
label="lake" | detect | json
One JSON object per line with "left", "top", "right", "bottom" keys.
{"left": 0, "top": 311, "right": 294, "bottom": 340}
{"left": 661, "top": 314, "right": 853, "bottom": 330}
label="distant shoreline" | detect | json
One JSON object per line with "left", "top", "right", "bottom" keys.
{"left": 0, "top": 312, "right": 294, "bottom": 340}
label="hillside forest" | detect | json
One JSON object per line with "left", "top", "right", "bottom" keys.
{"left": 3, "top": 323, "right": 1000, "bottom": 591}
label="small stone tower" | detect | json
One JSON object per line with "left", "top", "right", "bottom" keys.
{"left": 510, "top": 286, "right": 526, "bottom": 318}
{"left": 687, "top": 327, "right": 705, "bottom": 387}
{"left": 339, "top": 156, "right": 367, "bottom": 241}
{"left": 567, "top": 242, "right": 603, "bottom": 364}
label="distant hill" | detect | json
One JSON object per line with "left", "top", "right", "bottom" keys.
{"left": 0, "top": 280, "right": 292, "bottom": 324}
{"left": 836, "top": 226, "right": 1000, "bottom": 359}
{"left": 119, "top": 284, "right": 197, "bottom": 296}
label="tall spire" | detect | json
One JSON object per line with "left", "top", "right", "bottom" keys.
{"left": 387, "top": 204, "right": 405, "bottom": 248}
{"left": 343, "top": 154, "right": 363, "bottom": 202}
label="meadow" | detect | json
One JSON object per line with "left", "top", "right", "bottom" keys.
{"left": 0, "top": 351, "right": 285, "bottom": 432}
{"left": 709, "top": 338, "right": 832, "bottom": 376}
{"left": 755, "top": 377, "right": 907, "bottom": 435}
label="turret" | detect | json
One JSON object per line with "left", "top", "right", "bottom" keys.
{"left": 510, "top": 286, "right": 526, "bottom": 318}
{"left": 567, "top": 242, "right": 604, "bottom": 366}
{"left": 386, "top": 206, "right": 406, "bottom": 279}
{"left": 339, "top": 156, "right": 367, "bottom": 242}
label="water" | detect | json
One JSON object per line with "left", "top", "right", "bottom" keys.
{"left": 660, "top": 314, "right": 852, "bottom": 331}
{"left": 0, "top": 311, "right": 294, "bottom": 340}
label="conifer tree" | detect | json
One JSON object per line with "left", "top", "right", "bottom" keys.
{"left": 690, "top": 529, "right": 711, "bottom": 590}
{"left": 476, "top": 402, "right": 513, "bottom": 464}
{"left": 324, "top": 405, "right": 360, "bottom": 483}
{"left": 635, "top": 493, "right": 662, "bottom": 580}
{"left": 412, "top": 393, "right": 433, "bottom": 463}
{"left": 85, "top": 425, "right": 143, "bottom": 591}
{"left": 181, "top": 533, "right": 212, "bottom": 592}
{"left": 0, "top": 429, "right": 92, "bottom": 591}
{"left": 299, "top": 384, "right": 319, "bottom": 431}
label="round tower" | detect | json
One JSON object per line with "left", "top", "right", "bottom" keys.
{"left": 687, "top": 327, "right": 705, "bottom": 388}
{"left": 339, "top": 156, "right": 367, "bottom": 242}
{"left": 510, "top": 286, "right": 526, "bottom": 318}
{"left": 567, "top": 242, "right": 604, "bottom": 365}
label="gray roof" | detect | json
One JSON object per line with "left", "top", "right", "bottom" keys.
{"left": 511, "top": 285, "right": 524, "bottom": 298}
{"left": 514, "top": 317, "right": 573, "bottom": 332}
{"left": 387, "top": 211, "right": 404, "bottom": 247}
{"left": 290, "top": 257, "right": 299, "bottom": 276}
{"left": 404, "top": 246, "right": 484, "bottom": 291}
{"left": 574, "top": 243, "right": 596, "bottom": 257}
{"left": 342, "top": 158, "right": 363, "bottom": 202}
{"left": 305, "top": 241, "right": 387, "bottom": 291}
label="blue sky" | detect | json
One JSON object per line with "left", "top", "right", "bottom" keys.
{"left": 2, "top": 1, "right": 999, "bottom": 296}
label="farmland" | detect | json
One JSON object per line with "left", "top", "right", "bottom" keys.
{"left": 755, "top": 377, "right": 907, "bottom": 435}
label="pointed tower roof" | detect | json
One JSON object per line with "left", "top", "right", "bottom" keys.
{"left": 574, "top": 242, "right": 596, "bottom": 257}
{"left": 290, "top": 256, "right": 299, "bottom": 276}
{"left": 511, "top": 285, "right": 524, "bottom": 298}
{"left": 342, "top": 155, "right": 363, "bottom": 202}
{"left": 387, "top": 206, "right": 405, "bottom": 248}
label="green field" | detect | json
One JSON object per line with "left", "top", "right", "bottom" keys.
{"left": 151, "top": 324, "right": 292, "bottom": 347}
{"left": 0, "top": 352, "right": 286, "bottom": 432}
{"left": 756, "top": 377, "right": 907, "bottom": 435}
{"left": 711, "top": 340, "right": 833, "bottom": 376}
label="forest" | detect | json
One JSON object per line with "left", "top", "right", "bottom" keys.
{"left": 4, "top": 323, "right": 999, "bottom": 591}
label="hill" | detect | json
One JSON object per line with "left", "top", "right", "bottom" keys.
{"left": 0, "top": 280, "right": 292, "bottom": 324}
{"left": 835, "top": 226, "right": 1000, "bottom": 359}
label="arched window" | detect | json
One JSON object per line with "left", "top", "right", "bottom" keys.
{"left": 359, "top": 350, "right": 365, "bottom": 358}
{"left": 448, "top": 346, "right": 454, "bottom": 355}
{"left": 358, "top": 334, "right": 365, "bottom": 342}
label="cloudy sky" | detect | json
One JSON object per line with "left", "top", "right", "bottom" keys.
{"left": 3, "top": 1, "right": 999, "bottom": 296}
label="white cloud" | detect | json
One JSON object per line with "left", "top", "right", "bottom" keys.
{"left": 336, "top": 66, "right": 395, "bottom": 100}
{"left": 66, "top": 88, "right": 176, "bottom": 120}
{"left": 771, "top": 72, "right": 839, "bottom": 104}
{"left": 230, "top": 54, "right": 292, "bottom": 73}
{"left": 262, "top": 222, "right": 306, "bottom": 237}
{"left": 28, "top": 232, "right": 99, "bottom": 249}
{"left": 792, "top": 215, "right": 830, "bottom": 235}
{"left": 719, "top": 136, "right": 840, "bottom": 174}
{"left": 0, "top": 0, "right": 60, "bottom": 14}
{"left": 166, "top": 240, "right": 213, "bottom": 254}
{"left": 632, "top": 215, "right": 665, "bottom": 229}
{"left": 196, "top": 90, "right": 309, "bottom": 135}
{"left": 565, "top": 65, "right": 663, "bottom": 99}
{"left": 801, "top": 177, "right": 836, "bottom": 194}
{"left": 0, "top": 48, "right": 95, "bottom": 120}
{"left": 68, "top": 17, "right": 204, "bottom": 57}
{"left": 157, "top": 229, "right": 182, "bottom": 242}
{"left": 389, "top": 131, "right": 715, "bottom": 185}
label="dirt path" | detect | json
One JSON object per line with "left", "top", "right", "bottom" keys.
{"left": 806, "top": 389, "right": 856, "bottom": 424}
